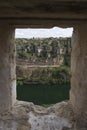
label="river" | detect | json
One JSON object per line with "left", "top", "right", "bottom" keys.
{"left": 17, "top": 83, "right": 70, "bottom": 106}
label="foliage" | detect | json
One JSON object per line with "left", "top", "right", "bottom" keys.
{"left": 17, "top": 65, "right": 70, "bottom": 85}
{"left": 16, "top": 37, "right": 71, "bottom": 85}
{"left": 15, "top": 37, "right": 71, "bottom": 66}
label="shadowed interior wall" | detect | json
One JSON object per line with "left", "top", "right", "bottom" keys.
{"left": 0, "top": 25, "right": 16, "bottom": 113}
{"left": 70, "top": 23, "right": 87, "bottom": 128}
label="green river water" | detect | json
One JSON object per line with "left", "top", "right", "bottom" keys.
{"left": 17, "top": 83, "right": 70, "bottom": 106}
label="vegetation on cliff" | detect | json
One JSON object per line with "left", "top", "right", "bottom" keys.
{"left": 16, "top": 37, "right": 71, "bottom": 66}
{"left": 16, "top": 37, "right": 71, "bottom": 105}
{"left": 17, "top": 65, "right": 70, "bottom": 85}
{"left": 16, "top": 37, "right": 71, "bottom": 85}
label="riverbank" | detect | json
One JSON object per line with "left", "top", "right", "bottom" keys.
{"left": 17, "top": 65, "right": 70, "bottom": 85}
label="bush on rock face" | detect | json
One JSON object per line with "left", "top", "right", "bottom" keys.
{"left": 17, "top": 65, "right": 70, "bottom": 85}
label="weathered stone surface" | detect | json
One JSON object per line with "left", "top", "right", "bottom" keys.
{"left": 14, "top": 102, "right": 73, "bottom": 130}
{"left": 0, "top": 1, "right": 87, "bottom": 129}
{"left": 0, "top": 1, "right": 87, "bottom": 19}
{"left": 70, "top": 23, "right": 87, "bottom": 129}
{"left": 0, "top": 1, "right": 87, "bottom": 27}
{"left": 0, "top": 25, "right": 16, "bottom": 114}
{"left": 0, "top": 101, "right": 74, "bottom": 130}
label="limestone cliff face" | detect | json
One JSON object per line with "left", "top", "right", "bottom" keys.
{"left": 16, "top": 37, "right": 71, "bottom": 66}
{"left": 16, "top": 38, "right": 71, "bottom": 82}
{"left": 16, "top": 65, "right": 52, "bottom": 79}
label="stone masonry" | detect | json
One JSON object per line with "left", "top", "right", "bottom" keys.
{"left": 0, "top": 1, "right": 87, "bottom": 130}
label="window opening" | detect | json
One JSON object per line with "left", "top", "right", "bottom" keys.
{"left": 15, "top": 27, "right": 73, "bottom": 106}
